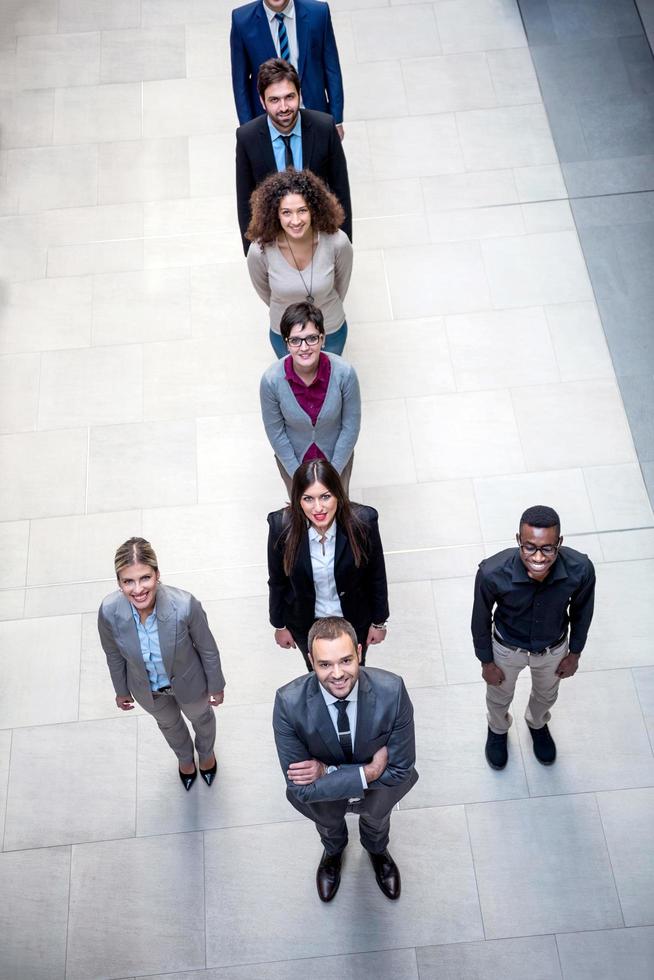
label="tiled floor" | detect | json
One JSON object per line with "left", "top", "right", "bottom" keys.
{"left": 1, "top": 1, "right": 653, "bottom": 978}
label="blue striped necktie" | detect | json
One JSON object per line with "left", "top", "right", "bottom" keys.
{"left": 275, "top": 12, "right": 290, "bottom": 62}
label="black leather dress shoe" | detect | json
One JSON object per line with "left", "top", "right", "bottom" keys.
{"left": 368, "top": 849, "right": 401, "bottom": 900}
{"left": 528, "top": 723, "right": 556, "bottom": 765}
{"left": 485, "top": 727, "right": 508, "bottom": 769}
{"left": 178, "top": 766, "right": 197, "bottom": 791}
{"left": 316, "top": 850, "right": 343, "bottom": 902}
{"left": 199, "top": 760, "right": 217, "bottom": 786}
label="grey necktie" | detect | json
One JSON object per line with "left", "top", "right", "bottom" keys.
{"left": 335, "top": 699, "right": 353, "bottom": 762}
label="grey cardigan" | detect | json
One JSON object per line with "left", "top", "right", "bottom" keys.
{"left": 259, "top": 352, "right": 361, "bottom": 477}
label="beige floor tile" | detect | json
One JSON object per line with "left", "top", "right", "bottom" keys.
{"left": 1, "top": 277, "right": 91, "bottom": 355}
{"left": 350, "top": 177, "right": 423, "bottom": 220}
{"left": 38, "top": 345, "right": 143, "bottom": 429}
{"left": 98, "top": 137, "right": 189, "bottom": 205}
{"left": 583, "top": 463, "right": 654, "bottom": 531}
{"left": 457, "top": 104, "right": 556, "bottom": 171}
{"left": 513, "top": 162, "right": 567, "bottom": 202}
{"left": 16, "top": 31, "right": 100, "bottom": 89}
{"left": 346, "top": 61, "right": 408, "bottom": 121}
{"left": 482, "top": 230, "right": 594, "bottom": 308}
{"left": 92, "top": 267, "right": 191, "bottom": 345}
{"left": 355, "top": 398, "right": 418, "bottom": 486}
{"left": 545, "top": 301, "right": 614, "bottom": 381}
{"left": 435, "top": 0, "right": 527, "bottom": 53}
{"left": 403, "top": 51, "right": 496, "bottom": 115}
{"left": 368, "top": 113, "right": 464, "bottom": 180}
{"left": 53, "top": 82, "right": 141, "bottom": 144}
{"left": 58, "top": 0, "right": 141, "bottom": 32}
{"left": 0, "top": 521, "right": 29, "bottom": 588}
{"left": 473, "top": 469, "right": 596, "bottom": 540}
{"left": 421, "top": 169, "right": 518, "bottom": 212}
{"left": 0, "top": 352, "right": 40, "bottom": 434}
{"left": 41, "top": 201, "right": 143, "bottom": 248}
{"left": 352, "top": 5, "right": 441, "bottom": 62}
{"left": 99, "top": 25, "right": 187, "bottom": 83}
{"left": 143, "top": 77, "right": 238, "bottom": 137}
{"left": 0, "top": 88, "right": 54, "bottom": 149}
{"left": 7, "top": 144, "right": 98, "bottom": 214}
{"left": 27, "top": 510, "right": 141, "bottom": 586}
{"left": 348, "top": 317, "right": 455, "bottom": 399}
{"left": 185, "top": 20, "right": 230, "bottom": 78}
{"left": 385, "top": 241, "right": 491, "bottom": 318}
{"left": 0, "top": 428, "right": 87, "bottom": 520}
{"left": 344, "top": 248, "right": 393, "bottom": 322}
{"left": 361, "top": 480, "right": 481, "bottom": 551}
{"left": 427, "top": 204, "right": 525, "bottom": 243}
{"left": 197, "top": 413, "right": 284, "bottom": 504}
{"left": 47, "top": 237, "right": 144, "bottom": 277}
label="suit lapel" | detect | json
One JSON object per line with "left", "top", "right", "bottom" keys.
{"left": 334, "top": 521, "right": 348, "bottom": 573}
{"left": 254, "top": 2, "right": 277, "bottom": 59}
{"left": 353, "top": 668, "right": 376, "bottom": 758}
{"left": 296, "top": 0, "right": 309, "bottom": 79}
{"left": 155, "top": 585, "right": 177, "bottom": 678}
{"left": 115, "top": 595, "right": 143, "bottom": 668}
{"left": 258, "top": 116, "right": 278, "bottom": 174}
{"left": 307, "top": 675, "right": 347, "bottom": 761}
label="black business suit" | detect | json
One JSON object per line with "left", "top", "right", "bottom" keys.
{"left": 273, "top": 666, "right": 418, "bottom": 855}
{"left": 235, "top": 107, "right": 352, "bottom": 255}
{"left": 267, "top": 504, "right": 389, "bottom": 669}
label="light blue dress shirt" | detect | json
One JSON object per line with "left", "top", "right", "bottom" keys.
{"left": 267, "top": 113, "right": 303, "bottom": 172}
{"left": 319, "top": 680, "right": 367, "bottom": 791}
{"left": 131, "top": 605, "right": 171, "bottom": 691}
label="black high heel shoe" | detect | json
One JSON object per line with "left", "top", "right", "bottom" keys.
{"left": 199, "top": 759, "right": 217, "bottom": 787}
{"left": 178, "top": 765, "right": 197, "bottom": 791}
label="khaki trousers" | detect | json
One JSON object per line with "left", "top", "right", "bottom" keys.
{"left": 486, "top": 634, "right": 568, "bottom": 735}
{"left": 145, "top": 693, "right": 216, "bottom": 765}
{"left": 275, "top": 454, "right": 354, "bottom": 496}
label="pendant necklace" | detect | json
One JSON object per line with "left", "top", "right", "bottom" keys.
{"left": 284, "top": 232, "right": 316, "bottom": 303}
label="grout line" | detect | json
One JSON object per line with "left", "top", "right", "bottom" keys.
{"left": 593, "top": 792, "right": 627, "bottom": 929}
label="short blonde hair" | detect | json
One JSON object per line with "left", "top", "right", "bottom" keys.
{"left": 114, "top": 537, "right": 158, "bottom": 579}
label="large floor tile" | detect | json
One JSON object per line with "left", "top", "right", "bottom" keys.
{"left": 189, "top": 132, "right": 240, "bottom": 197}
{"left": 4, "top": 717, "right": 137, "bottom": 849}
{"left": 16, "top": 31, "right": 100, "bottom": 89}
{"left": 66, "top": 833, "right": 205, "bottom": 979}
{"left": 0, "top": 730, "right": 10, "bottom": 847}
{"left": 467, "top": 793, "right": 623, "bottom": 938}
{"left": 352, "top": 6, "right": 441, "bottom": 62}
{"left": 205, "top": 807, "right": 482, "bottom": 968}
{"left": 87, "top": 420, "right": 197, "bottom": 512}
{"left": 99, "top": 25, "right": 187, "bottom": 83}
{"left": 402, "top": 52, "right": 496, "bottom": 115}
{"left": 1, "top": 276, "right": 92, "bottom": 354}
{"left": 427, "top": 203, "right": 526, "bottom": 243}
{"left": 47, "top": 236, "right": 144, "bottom": 277}
{"left": 589, "top": 560, "right": 654, "bottom": 669}
{"left": 344, "top": 60, "right": 408, "bottom": 121}
{"left": 597, "top": 788, "right": 654, "bottom": 927}
{"left": 406, "top": 684, "right": 529, "bottom": 808}
{"left": 435, "top": 0, "right": 527, "bottom": 53}
{"left": 557, "top": 925, "right": 654, "bottom": 980}
{"left": 0, "top": 352, "right": 40, "bottom": 434}
{"left": 512, "top": 380, "right": 636, "bottom": 471}
{"left": 474, "top": 469, "right": 595, "bottom": 541}
{"left": 0, "top": 427, "right": 87, "bottom": 520}
{"left": 53, "top": 81, "right": 141, "bottom": 144}
{"left": 432, "top": 576, "right": 481, "bottom": 685}
{"left": 354, "top": 398, "right": 418, "bottom": 487}
{"left": 38, "top": 345, "right": 143, "bottom": 429}
{"left": 0, "top": 88, "right": 54, "bottom": 149}
{"left": 544, "top": 301, "right": 614, "bottom": 381}
{"left": 1, "top": 0, "right": 58, "bottom": 39}
{"left": 7, "top": 144, "right": 98, "bottom": 214}
{"left": 191, "top": 262, "right": 269, "bottom": 336}
{"left": 0, "top": 615, "right": 81, "bottom": 728}
{"left": 78, "top": 608, "right": 148, "bottom": 721}
{"left": 0, "top": 521, "right": 29, "bottom": 588}
{"left": 599, "top": 528, "right": 654, "bottom": 562}
{"left": 197, "top": 413, "right": 285, "bottom": 504}
{"left": 457, "top": 104, "right": 556, "bottom": 172}
{"left": 482, "top": 230, "right": 593, "bottom": 308}
{"left": 27, "top": 509, "right": 140, "bottom": 586}
{"left": 136, "top": 701, "right": 301, "bottom": 836}
{"left": 417, "top": 935, "right": 562, "bottom": 980}
{"left": 344, "top": 248, "right": 393, "bottom": 322}
{"left": 143, "top": 77, "right": 237, "bottom": 137}
{"left": 407, "top": 390, "right": 525, "bottom": 481}
{"left": 185, "top": 20, "right": 231, "bottom": 79}
{"left": 58, "top": 0, "right": 141, "bottom": 32}
{"left": 487, "top": 47, "right": 541, "bottom": 106}
{"left": 0, "top": 846, "right": 70, "bottom": 980}
{"left": 370, "top": 579, "right": 446, "bottom": 688}
{"left": 633, "top": 665, "right": 654, "bottom": 746}
{"left": 41, "top": 200, "right": 144, "bottom": 247}
{"left": 364, "top": 481, "right": 481, "bottom": 552}
{"left": 385, "top": 242, "right": 491, "bottom": 319}
{"left": 0, "top": 214, "right": 47, "bottom": 281}
{"left": 98, "top": 137, "right": 189, "bottom": 205}
{"left": 421, "top": 168, "right": 518, "bottom": 212}
{"left": 446, "top": 306, "right": 558, "bottom": 391}
{"left": 583, "top": 462, "right": 653, "bottom": 530}
{"left": 513, "top": 668, "right": 654, "bottom": 795}
{"left": 92, "top": 267, "right": 191, "bottom": 345}
{"left": 367, "top": 114, "right": 464, "bottom": 180}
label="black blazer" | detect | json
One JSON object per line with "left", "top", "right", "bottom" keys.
{"left": 235, "top": 108, "right": 352, "bottom": 255}
{"left": 267, "top": 504, "right": 389, "bottom": 644}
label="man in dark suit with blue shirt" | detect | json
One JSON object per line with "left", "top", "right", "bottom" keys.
{"left": 273, "top": 616, "right": 418, "bottom": 902}
{"left": 230, "top": 0, "right": 344, "bottom": 135}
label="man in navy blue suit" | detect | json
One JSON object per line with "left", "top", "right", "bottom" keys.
{"left": 230, "top": 0, "right": 345, "bottom": 137}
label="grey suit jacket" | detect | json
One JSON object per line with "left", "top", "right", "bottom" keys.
{"left": 273, "top": 666, "right": 417, "bottom": 807}
{"left": 98, "top": 584, "right": 225, "bottom": 708}
{"left": 259, "top": 351, "right": 361, "bottom": 477}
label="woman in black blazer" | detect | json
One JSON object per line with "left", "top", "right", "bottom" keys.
{"left": 267, "top": 459, "right": 389, "bottom": 671}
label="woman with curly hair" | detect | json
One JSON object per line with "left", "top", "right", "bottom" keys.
{"left": 246, "top": 169, "right": 353, "bottom": 357}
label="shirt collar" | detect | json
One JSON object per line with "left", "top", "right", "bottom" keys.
{"left": 284, "top": 350, "right": 328, "bottom": 384}
{"left": 263, "top": 0, "right": 295, "bottom": 23}
{"left": 130, "top": 604, "right": 157, "bottom": 625}
{"left": 267, "top": 111, "right": 302, "bottom": 141}
{"left": 319, "top": 678, "right": 359, "bottom": 708}
{"left": 510, "top": 548, "right": 569, "bottom": 585}
{"left": 308, "top": 521, "right": 337, "bottom": 544}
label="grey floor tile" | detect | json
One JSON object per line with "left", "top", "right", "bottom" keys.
{"left": 583, "top": 463, "right": 653, "bottom": 530}
{"left": 58, "top": 0, "right": 141, "bottom": 32}
{"left": 360, "top": 481, "right": 481, "bottom": 553}
{"left": 371, "top": 580, "right": 446, "bottom": 689}
{"left": 457, "top": 104, "right": 556, "bottom": 172}
{"left": 512, "top": 667, "right": 654, "bottom": 795}
{"left": 0, "top": 845, "right": 70, "bottom": 980}
{"left": 53, "top": 81, "right": 142, "bottom": 144}
{"left": 619, "top": 375, "right": 654, "bottom": 460}
{"left": 599, "top": 528, "right": 654, "bottom": 561}
{"left": 143, "top": 947, "right": 420, "bottom": 980}
{"left": 0, "top": 214, "right": 47, "bottom": 281}
{"left": 4, "top": 717, "right": 137, "bottom": 849}
{"left": 7, "top": 143, "right": 98, "bottom": 214}
{"left": 405, "top": 684, "right": 529, "bottom": 808}
{"left": 100, "top": 25, "right": 187, "bottom": 83}
{"left": 38, "top": 345, "right": 143, "bottom": 429}
{"left": 531, "top": 38, "right": 643, "bottom": 104}
{"left": 0, "top": 0, "right": 58, "bottom": 39}
{"left": 563, "top": 155, "right": 654, "bottom": 198}
{"left": 0, "top": 615, "right": 81, "bottom": 728}
{"left": 0, "top": 428, "right": 87, "bottom": 521}
{"left": 16, "top": 31, "right": 100, "bottom": 89}
{"left": 385, "top": 241, "right": 490, "bottom": 319}
{"left": 633, "top": 666, "right": 654, "bottom": 747}
{"left": 98, "top": 137, "right": 190, "bottom": 205}
{"left": 0, "top": 521, "right": 29, "bottom": 589}
{"left": 1, "top": 276, "right": 92, "bottom": 355}
{"left": 597, "top": 788, "right": 654, "bottom": 926}
{"left": 432, "top": 576, "right": 482, "bottom": 686}
{"left": 205, "top": 807, "right": 483, "bottom": 968}
{"left": 435, "top": 0, "right": 527, "bottom": 53}
{"left": 467, "top": 793, "right": 623, "bottom": 938}
{"left": 544, "top": 301, "right": 614, "bottom": 382}
{"left": 352, "top": 6, "right": 441, "bottom": 63}
{"left": 0, "top": 729, "right": 10, "bottom": 846}
{"left": 481, "top": 230, "right": 593, "bottom": 309}
{"left": 92, "top": 267, "right": 191, "bottom": 346}
{"left": 417, "top": 934, "right": 562, "bottom": 980}
{"left": 590, "top": 559, "right": 654, "bottom": 669}
{"left": 136, "top": 701, "right": 302, "bottom": 837}
{"left": 519, "top": 0, "right": 643, "bottom": 43}
{"left": 87, "top": 420, "right": 197, "bottom": 512}
{"left": 367, "top": 114, "right": 464, "bottom": 181}
{"left": 0, "top": 352, "right": 40, "bottom": 434}
{"left": 557, "top": 926, "right": 654, "bottom": 980}
{"left": 67, "top": 833, "right": 205, "bottom": 979}
{"left": 578, "top": 95, "right": 654, "bottom": 160}
{"left": 0, "top": 88, "right": 54, "bottom": 150}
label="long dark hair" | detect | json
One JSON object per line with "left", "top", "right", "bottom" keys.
{"left": 280, "top": 460, "right": 368, "bottom": 575}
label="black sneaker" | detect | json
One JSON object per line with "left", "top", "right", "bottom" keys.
{"left": 485, "top": 727, "right": 508, "bottom": 769}
{"left": 528, "top": 723, "right": 556, "bottom": 765}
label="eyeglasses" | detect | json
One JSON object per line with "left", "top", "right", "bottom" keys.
{"left": 287, "top": 334, "right": 321, "bottom": 348}
{"left": 519, "top": 541, "right": 560, "bottom": 557}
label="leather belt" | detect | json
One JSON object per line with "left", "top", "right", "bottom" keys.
{"left": 493, "top": 629, "right": 566, "bottom": 656}
{"left": 153, "top": 685, "right": 173, "bottom": 696}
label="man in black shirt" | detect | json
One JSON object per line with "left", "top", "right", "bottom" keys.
{"left": 471, "top": 505, "right": 595, "bottom": 770}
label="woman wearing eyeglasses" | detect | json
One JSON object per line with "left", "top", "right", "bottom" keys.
{"left": 267, "top": 459, "right": 389, "bottom": 671}
{"left": 246, "top": 169, "right": 353, "bottom": 358}
{"left": 260, "top": 301, "right": 361, "bottom": 494}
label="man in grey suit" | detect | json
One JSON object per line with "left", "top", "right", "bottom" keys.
{"left": 273, "top": 616, "right": 418, "bottom": 901}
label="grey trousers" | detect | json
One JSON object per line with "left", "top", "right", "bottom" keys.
{"left": 145, "top": 693, "right": 216, "bottom": 765}
{"left": 287, "top": 768, "right": 419, "bottom": 856}
{"left": 275, "top": 453, "right": 354, "bottom": 496}
{"left": 486, "top": 634, "right": 569, "bottom": 735}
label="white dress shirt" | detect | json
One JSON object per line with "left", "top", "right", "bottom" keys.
{"left": 308, "top": 523, "right": 343, "bottom": 619}
{"left": 264, "top": 0, "right": 299, "bottom": 70}
{"left": 319, "top": 680, "right": 367, "bottom": 791}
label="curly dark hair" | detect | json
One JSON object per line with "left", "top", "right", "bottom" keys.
{"left": 246, "top": 169, "right": 345, "bottom": 246}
